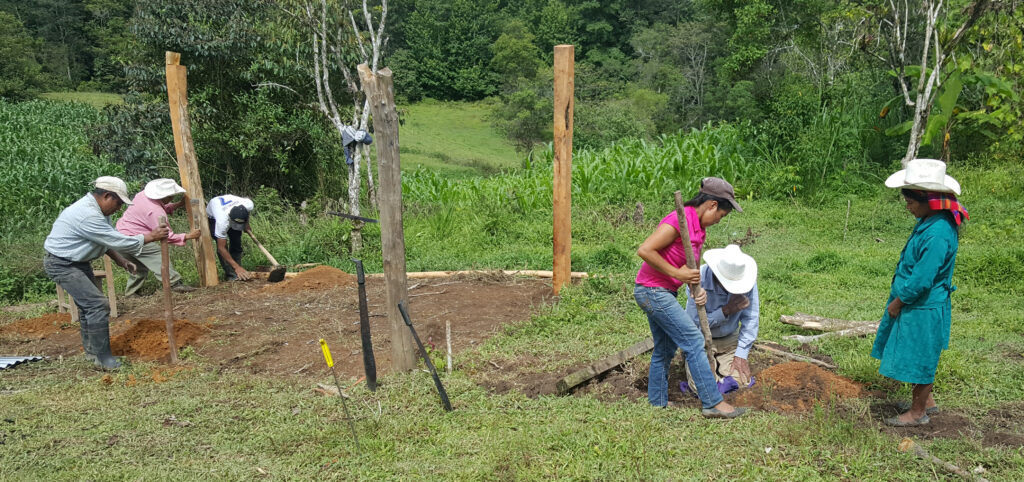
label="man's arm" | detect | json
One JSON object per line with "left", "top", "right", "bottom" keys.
{"left": 734, "top": 284, "right": 760, "bottom": 360}
{"left": 216, "top": 237, "right": 252, "bottom": 280}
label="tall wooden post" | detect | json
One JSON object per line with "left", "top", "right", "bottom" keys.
{"left": 165, "top": 52, "right": 219, "bottom": 287}
{"left": 357, "top": 64, "right": 416, "bottom": 372}
{"left": 552, "top": 45, "right": 574, "bottom": 295}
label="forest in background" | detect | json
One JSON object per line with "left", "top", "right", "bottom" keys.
{"left": 1, "top": 0, "right": 1021, "bottom": 202}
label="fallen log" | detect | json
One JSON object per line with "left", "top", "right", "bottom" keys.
{"left": 897, "top": 438, "right": 988, "bottom": 482}
{"left": 779, "top": 312, "right": 876, "bottom": 332}
{"left": 556, "top": 338, "right": 655, "bottom": 395}
{"left": 783, "top": 323, "right": 878, "bottom": 344}
{"left": 754, "top": 343, "right": 837, "bottom": 370}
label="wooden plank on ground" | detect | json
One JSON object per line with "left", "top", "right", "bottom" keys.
{"left": 779, "top": 312, "right": 875, "bottom": 332}
{"left": 754, "top": 343, "right": 836, "bottom": 370}
{"left": 556, "top": 337, "right": 654, "bottom": 395}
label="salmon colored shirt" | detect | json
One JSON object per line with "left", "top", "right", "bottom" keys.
{"left": 634, "top": 206, "right": 706, "bottom": 292}
{"left": 115, "top": 192, "right": 187, "bottom": 246}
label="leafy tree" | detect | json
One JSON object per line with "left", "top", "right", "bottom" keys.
{"left": 0, "top": 11, "right": 45, "bottom": 99}
{"left": 0, "top": 0, "right": 92, "bottom": 88}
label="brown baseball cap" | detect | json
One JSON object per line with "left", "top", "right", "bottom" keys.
{"left": 699, "top": 177, "right": 743, "bottom": 212}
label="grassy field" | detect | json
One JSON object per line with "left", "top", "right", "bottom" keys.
{"left": 38, "top": 92, "right": 124, "bottom": 109}
{"left": 3, "top": 100, "right": 1024, "bottom": 479}
{"left": 397, "top": 99, "right": 521, "bottom": 177}
{"left": 4, "top": 160, "right": 1024, "bottom": 479}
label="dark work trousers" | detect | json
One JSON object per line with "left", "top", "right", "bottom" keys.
{"left": 43, "top": 253, "right": 108, "bottom": 349}
{"left": 208, "top": 217, "right": 244, "bottom": 280}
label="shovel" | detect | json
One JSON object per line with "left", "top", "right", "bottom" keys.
{"left": 246, "top": 232, "right": 286, "bottom": 282}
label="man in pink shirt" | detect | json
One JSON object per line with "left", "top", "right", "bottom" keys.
{"left": 115, "top": 179, "right": 200, "bottom": 295}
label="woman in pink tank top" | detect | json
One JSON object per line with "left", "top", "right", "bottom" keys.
{"left": 633, "top": 177, "right": 749, "bottom": 418}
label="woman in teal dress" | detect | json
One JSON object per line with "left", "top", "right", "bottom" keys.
{"left": 874, "top": 159, "right": 969, "bottom": 427}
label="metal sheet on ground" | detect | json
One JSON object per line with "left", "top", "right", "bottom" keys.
{"left": 0, "top": 356, "right": 45, "bottom": 370}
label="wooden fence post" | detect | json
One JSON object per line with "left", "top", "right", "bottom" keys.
{"left": 165, "top": 52, "right": 219, "bottom": 287}
{"left": 553, "top": 45, "right": 574, "bottom": 295}
{"left": 357, "top": 64, "right": 416, "bottom": 372}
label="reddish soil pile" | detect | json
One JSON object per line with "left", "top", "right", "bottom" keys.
{"left": 262, "top": 266, "right": 356, "bottom": 294}
{"left": 111, "top": 319, "right": 208, "bottom": 361}
{"left": 0, "top": 313, "right": 74, "bottom": 339}
{"left": 736, "top": 361, "right": 863, "bottom": 412}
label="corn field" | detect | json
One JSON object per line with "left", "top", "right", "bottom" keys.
{"left": 403, "top": 123, "right": 753, "bottom": 212}
{"left": 0, "top": 100, "right": 122, "bottom": 235}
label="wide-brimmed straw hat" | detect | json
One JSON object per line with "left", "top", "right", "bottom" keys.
{"left": 884, "top": 158, "right": 961, "bottom": 195}
{"left": 703, "top": 244, "right": 757, "bottom": 294}
{"left": 143, "top": 178, "right": 186, "bottom": 200}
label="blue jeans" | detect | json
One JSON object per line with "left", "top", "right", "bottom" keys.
{"left": 634, "top": 284, "right": 723, "bottom": 409}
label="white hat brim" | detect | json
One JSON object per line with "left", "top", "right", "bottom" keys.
{"left": 703, "top": 248, "right": 757, "bottom": 294}
{"left": 144, "top": 181, "right": 186, "bottom": 200}
{"left": 884, "top": 170, "right": 961, "bottom": 195}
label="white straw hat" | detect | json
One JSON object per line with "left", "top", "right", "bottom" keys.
{"left": 144, "top": 178, "right": 186, "bottom": 200}
{"left": 703, "top": 244, "right": 757, "bottom": 294}
{"left": 93, "top": 176, "right": 133, "bottom": 205}
{"left": 884, "top": 158, "right": 961, "bottom": 195}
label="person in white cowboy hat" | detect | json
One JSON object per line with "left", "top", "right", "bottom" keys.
{"left": 44, "top": 176, "right": 169, "bottom": 369}
{"left": 874, "top": 159, "right": 969, "bottom": 427}
{"left": 116, "top": 178, "right": 202, "bottom": 295}
{"left": 681, "top": 244, "right": 759, "bottom": 395}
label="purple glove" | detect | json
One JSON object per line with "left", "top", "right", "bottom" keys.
{"left": 680, "top": 376, "right": 755, "bottom": 396}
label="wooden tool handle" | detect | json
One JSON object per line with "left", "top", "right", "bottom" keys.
{"left": 158, "top": 216, "right": 178, "bottom": 363}
{"left": 674, "top": 191, "right": 716, "bottom": 370}
{"left": 246, "top": 231, "right": 280, "bottom": 266}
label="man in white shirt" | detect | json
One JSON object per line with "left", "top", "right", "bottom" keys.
{"left": 206, "top": 195, "right": 255, "bottom": 281}
{"left": 205, "top": 194, "right": 256, "bottom": 280}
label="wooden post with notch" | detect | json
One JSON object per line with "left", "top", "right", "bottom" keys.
{"left": 553, "top": 44, "right": 574, "bottom": 295}
{"left": 357, "top": 64, "right": 416, "bottom": 372}
{"left": 165, "top": 51, "right": 219, "bottom": 287}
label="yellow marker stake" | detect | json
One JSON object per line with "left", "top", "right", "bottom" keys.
{"left": 319, "top": 337, "right": 359, "bottom": 451}
{"left": 319, "top": 338, "right": 334, "bottom": 367}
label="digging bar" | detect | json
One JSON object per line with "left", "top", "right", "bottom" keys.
{"left": 351, "top": 258, "right": 378, "bottom": 391}
{"left": 674, "top": 191, "right": 716, "bottom": 372}
{"left": 159, "top": 216, "right": 178, "bottom": 363}
{"left": 397, "top": 301, "right": 453, "bottom": 411}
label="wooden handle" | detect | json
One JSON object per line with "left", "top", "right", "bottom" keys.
{"left": 158, "top": 216, "right": 178, "bottom": 363}
{"left": 673, "top": 191, "right": 716, "bottom": 370}
{"left": 246, "top": 231, "right": 280, "bottom": 266}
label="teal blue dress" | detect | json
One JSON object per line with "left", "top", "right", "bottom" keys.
{"left": 871, "top": 212, "right": 959, "bottom": 385}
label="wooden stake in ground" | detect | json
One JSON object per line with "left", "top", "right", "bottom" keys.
{"left": 552, "top": 44, "right": 574, "bottom": 295}
{"left": 165, "top": 51, "right": 218, "bottom": 287}
{"left": 319, "top": 339, "right": 360, "bottom": 451}
{"left": 445, "top": 319, "right": 453, "bottom": 375}
{"left": 357, "top": 64, "right": 416, "bottom": 372}
{"left": 674, "top": 191, "right": 716, "bottom": 372}
{"left": 159, "top": 216, "right": 178, "bottom": 364}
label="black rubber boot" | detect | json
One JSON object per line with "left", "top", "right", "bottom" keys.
{"left": 80, "top": 323, "right": 97, "bottom": 363}
{"left": 85, "top": 322, "right": 122, "bottom": 370}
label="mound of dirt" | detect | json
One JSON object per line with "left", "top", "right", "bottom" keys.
{"left": 735, "top": 361, "right": 863, "bottom": 412}
{"left": 262, "top": 266, "right": 356, "bottom": 294}
{"left": 111, "top": 319, "right": 208, "bottom": 361}
{"left": 0, "top": 313, "right": 74, "bottom": 339}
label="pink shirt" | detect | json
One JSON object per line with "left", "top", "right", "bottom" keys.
{"left": 115, "top": 192, "right": 187, "bottom": 246}
{"left": 635, "top": 206, "right": 706, "bottom": 292}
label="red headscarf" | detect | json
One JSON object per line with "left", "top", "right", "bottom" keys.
{"left": 926, "top": 192, "right": 970, "bottom": 226}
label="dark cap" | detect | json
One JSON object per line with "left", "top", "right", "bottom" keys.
{"left": 228, "top": 204, "right": 249, "bottom": 225}
{"left": 699, "top": 177, "right": 743, "bottom": 213}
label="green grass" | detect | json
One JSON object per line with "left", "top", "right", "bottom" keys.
{"left": 38, "top": 92, "right": 124, "bottom": 109}
{"left": 398, "top": 99, "right": 520, "bottom": 177}
{"left": 4, "top": 162, "right": 1024, "bottom": 479}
